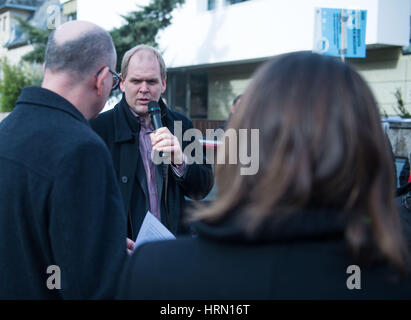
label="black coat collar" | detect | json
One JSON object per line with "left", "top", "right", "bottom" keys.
{"left": 113, "top": 94, "right": 169, "bottom": 143}
{"left": 193, "top": 207, "right": 348, "bottom": 244}
{"left": 17, "top": 86, "right": 88, "bottom": 125}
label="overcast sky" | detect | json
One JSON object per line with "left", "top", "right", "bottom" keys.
{"left": 61, "top": 0, "right": 151, "bottom": 31}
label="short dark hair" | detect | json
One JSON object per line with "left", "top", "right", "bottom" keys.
{"left": 45, "top": 28, "right": 116, "bottom": 77}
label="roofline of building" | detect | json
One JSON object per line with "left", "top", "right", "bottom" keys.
{"left": 166, "top": 44, "right": 401, "bottom": 72}
{"left": 3, "top": 39, "right": 27, "bottom": 49}
{"left": 0, "top": 4, "right": 36, "bottom": 14}
{"left": 166, "top": 56, "right": 272, "bottom": 73}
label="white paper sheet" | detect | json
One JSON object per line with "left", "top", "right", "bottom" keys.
{"left": 133, "top": 211, "right": 176, "bottom": 250}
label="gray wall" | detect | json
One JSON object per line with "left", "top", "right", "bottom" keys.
{"left": 350, "top": 47, "right": 411, "bottom": 116}
{"left": 385, "top": 121, "right": 411, "bottom": 160}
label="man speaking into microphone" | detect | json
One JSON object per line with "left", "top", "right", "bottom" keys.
{"left": 90, "top": 45, "right": 213, "bottom": 240}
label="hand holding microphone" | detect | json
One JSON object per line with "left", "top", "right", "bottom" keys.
{"left": 148, "top": 101, "right": 184, "bottom": 165}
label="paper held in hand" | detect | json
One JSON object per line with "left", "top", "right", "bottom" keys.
{"left": 133, "top": 211, "right": 176, "bottom": 250}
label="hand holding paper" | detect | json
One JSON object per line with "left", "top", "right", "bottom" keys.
{"left": 133, "top": 211, "right": 176, "bottom": 251}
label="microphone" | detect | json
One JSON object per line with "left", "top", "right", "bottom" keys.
{"left": 148, "top": 101, "right": 167, "bottom": 158}
{"left": 148, "top": 101, "right": 163, "bottom": 131}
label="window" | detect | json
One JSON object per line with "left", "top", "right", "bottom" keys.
{"left": 67, "top": 13, "right": 77, "bottom": 21}
{"left": 3, "top": 16, "right": 6, "bottom": 32}
{"left": 402, "top": 16, "right": 411, "bottom": 55}
{"left": 189, "top": 73, "right": 208, "bottom": 119}
{"left": 225, "top": 0, "right": 250, "bottom": 5}
{"left": 166, "top": 72, "right": 188, "bottom": 116}
{"left": 207, "top": 0, "right": 217, "bottom": 11}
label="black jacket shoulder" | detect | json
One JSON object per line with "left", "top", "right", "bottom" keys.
{"left": 90, "top": 107, "right": 116, "bottom": 140}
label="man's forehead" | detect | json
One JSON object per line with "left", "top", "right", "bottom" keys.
{"left": 130, "top": 49, "right": 159, "bottom": 64}
{"left": 127, "top": 51, "right": 162, "bottom": 77}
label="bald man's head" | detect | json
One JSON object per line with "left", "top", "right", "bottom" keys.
{"left": 45, "top": 21, "right": 116, "bottom": 79}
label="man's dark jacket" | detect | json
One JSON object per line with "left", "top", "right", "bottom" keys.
{"left": 90, "top": 95, "right": 213, "bottom": 239}
{"left": 0, "top": 87, "right": 128, "bottom": 299}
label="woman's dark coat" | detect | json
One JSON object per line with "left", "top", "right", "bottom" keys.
{"left": 119, "top": 208, "right": 411, "bottom": 299}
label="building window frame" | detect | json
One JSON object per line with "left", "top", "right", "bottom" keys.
{"left": 207, "top": 0, "right": 217, "bottom": 11}
{"left": 224, "top": 0, "right": 250, "bottom": 6}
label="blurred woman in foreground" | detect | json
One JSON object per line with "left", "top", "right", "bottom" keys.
{"left": 120, "top": 51, "right": 411, "bottom": 299}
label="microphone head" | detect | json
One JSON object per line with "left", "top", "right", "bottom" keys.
{"left": 148, "top": 101, "right": 161, "bottom": 115}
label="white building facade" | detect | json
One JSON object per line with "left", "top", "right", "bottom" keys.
{"left": 52, "top": 0, "right": 411, "bottom": 121}
{"left": 156, "top": 0, "right": 411, "bottom": 121}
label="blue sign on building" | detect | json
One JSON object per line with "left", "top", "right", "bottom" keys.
{"left": 313, "top": 8, "right": 367, "bottom": 58}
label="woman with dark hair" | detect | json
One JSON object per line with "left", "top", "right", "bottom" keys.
{"left": 119, "top": 51, "right": 411, "bottom": 299}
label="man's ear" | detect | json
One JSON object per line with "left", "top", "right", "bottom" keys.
{"left": 161, "top": 77, "right": 167, "bottom": 94}
{"left": 119, "top": 73, "right": 126, "bottom": 92}
{"left": 96, "top": 67, "right": 109, "bottom": 96}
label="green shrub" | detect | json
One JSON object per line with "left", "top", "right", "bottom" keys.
{"left": 393, "top": 88, "right": 411, "bottom": 118}
{"left": 0, "top": 58, "right": 36, "bottom": 112}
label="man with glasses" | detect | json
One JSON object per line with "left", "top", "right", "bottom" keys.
{"left": 91, "top": 45, "right": 213, "bottom": 242}
{"left": 0, "top": 20, "right": 129, "bottom": 298}
{"left": 96, "top": 66, "right": 122, "bottom": 91}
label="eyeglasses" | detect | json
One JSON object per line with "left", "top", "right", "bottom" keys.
{"left": 96, "top": 66, "right": 121, "bottom": 90}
